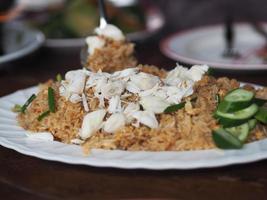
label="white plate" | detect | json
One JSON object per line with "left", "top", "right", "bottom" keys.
{"left": 0, "top": 22, "right": 45, "bottom": 65}
{"left": 160, "top": 23, "right": 267, "bottom": 71}
{"left": 1, "top": 85, "right": 267, "bottom": 169}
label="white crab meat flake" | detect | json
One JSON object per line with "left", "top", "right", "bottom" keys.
{"left": 132, "top": 111, "right": 158, "bottom": 129}
{"left": 86, "top": 36, "right": 105, "bottom": 55}
{"left": 130, "top": 72, "right": 160, "bottom": 91}
{"left": 79, "top": 109, "right": 106, "bottom": 140}
{"left": 164, "top": 64, "right": 188, "bottom": 86}
{"left": 101, "top": 81, "right": 125, "bottom": 99}
{"left": 95, "top": 24, "right": 125, "bottom": 41}
{"left": 108, "top": 95, "right": 122, "bottom": 113}
{"left": 65, "top": 70, "right": 87, "bottom": 94}
{"left": 71, "top": 138, "right": 84, "bottom": 145}
{"left": 104, "top": 113, "right": 126, "bottom": 133}
{"left": 112, "top": 68, "right": 138, "bottom": 80}
{"left": 187, "top": 65, "right": 209, "bottom": 81}
{"left": 82, "top": 93, "right": 89, "bottom": 112}
{"left": 69, "top": 94, "right": 82, "bottom": 103}
{"left": 123, "top": 102, "right": 140, "bottom": 123}
{"left": 25, "top": 132, "right": 54, "bottom": 141}
{"left": 126, "top": 81, "right": 141, "bottom": 94}
{"left": 140, "top": 95, "right": 170, "bottom": 114}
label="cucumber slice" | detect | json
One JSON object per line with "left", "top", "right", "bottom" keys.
{"left": 225, "top": 123, "right": 249, "bottom": 142}
{"left": 255, "top": 107, "right": 267, "bottom": 124}
{"left": 217, "top": 100, "right": 252, "bottom": 113}
{"left": 218, "top": 118, "right": 249, "bottom": 128}
{"left": 218, "top": 89, "right": 254, "bottom": 112}
{"left": 212, "top": 128, "right": 243, "bottom": 149}
{"left": 248, "top": 119, "right": 257, "bottom": 130}
{"left": 224, "top": 88, "right": 254, "bottom": 102}
{"left": 216, "top": 104, "right": 259, "bottom": 121}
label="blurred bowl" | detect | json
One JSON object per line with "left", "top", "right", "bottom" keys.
{"left": 0, "top": 22, "right": 44, "bottom": 65}
{"left": 43, "top": 5, "right": 165, "bottom": 49}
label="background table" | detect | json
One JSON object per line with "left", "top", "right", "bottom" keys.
{"left": 1, "top": 39, "right": 267, "bottom": 199}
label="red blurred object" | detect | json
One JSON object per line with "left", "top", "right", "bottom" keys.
{"left": 0, "top": 1, "right": 22, "bottom": 22}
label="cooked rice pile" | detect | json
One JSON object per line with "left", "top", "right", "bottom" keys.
{"left": 86, "top": 37, "right": 137, "bottom": 72}
{"left": 18, "top": 74, "right": 267, "bottom": 154}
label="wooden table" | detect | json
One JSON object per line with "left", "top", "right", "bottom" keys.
{"left": 1, "top": 41, "right": 267, "bottom": 200}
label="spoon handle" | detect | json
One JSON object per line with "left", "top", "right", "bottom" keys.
{"left": 98, "top": 0, "right": 108, "bottom": 29}
{"left": 225, "top": 15, "right": 234, "bottom": 50}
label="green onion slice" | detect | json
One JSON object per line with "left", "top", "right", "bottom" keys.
{"left": 37, "top": 110, "right": 50, "bottom": 121}
{"left": 216, "top": 94, "right": 220, "bottom": 104}
{"left": 21, "top": 94, "right": 37, "bottom": 113}
{"left": 164, "top": 97, "right": 197, "bottom": 114}
{"left": 164, "top": 102, "right": 186, "bottom": 113}
{"left": 56, "top": 74, "right": 62, "bottom": 82}
{"left": 12, "top": 104, "right": 22, "bottom": 113}
{"left": 48, "top": 87, "right": 56, "bottom": 113}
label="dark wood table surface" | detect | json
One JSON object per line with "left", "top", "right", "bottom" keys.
{"left": 1, "top": 40, "right": 267, "bottom": 200}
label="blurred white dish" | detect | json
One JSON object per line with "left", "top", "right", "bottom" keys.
{"left": 0, "top": 22, "right": 44, "bottom": 65}
{"left": 160, "top": 23, "right": 267, "bottom": 71}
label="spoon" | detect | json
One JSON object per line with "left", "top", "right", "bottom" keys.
{"left": 222, "top": 15, "right": 240, "bottom": 58}
{"left": 80, "top": 0, "right": 108, "bottom": 68}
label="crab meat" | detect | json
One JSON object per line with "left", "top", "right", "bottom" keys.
{"left": 82, "top": 93, "right": 89, "bottom": 112}
{"left": 108, "top": 95, "right": 122, "bottom": 113}
{"left": 79, "top": 109, "right": 106, "bottom": 140}
{"left": 103, "top": 113, "right": 126, "bottom": 133}
{"left": 132, "top": 111, "right": 158, "bottom": 129}
{"left": 130, "top": 72, "right": 160, "bottom": 91}
{"left": 86, "top": 36, "right": 105, "bottom": 55}
{"left": 95, "top": 24, "right": 125, "bottom": 41}
{"left": 101, "top": 81, "right": 125, "bottom": 98}
{"left": 140, "top": 95, "right": 170, "bottom": 114}
{"left": 164, "top": 64, "right": 188, "bottom": 86}
{"left": 65, "top": 70, "right": 87, "bottom": 94}
{"left": 187, "top": 65, "right": 209, "bottom": 81}
{"left": 70, "top": 138, "right": 84, "bottom": 145}
{"left": 123, "top": 103, "right": 140, "bottom": 123}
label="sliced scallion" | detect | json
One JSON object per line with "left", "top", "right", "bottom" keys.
{"left": 164, "top": 102, "right": 186, "bottom": 113}
{"left": 164, "top": 97, "right": 197, "bottom": 114}
{"left": 216, "top": 94, "right": 220, "bottom": 104}
{"left": 48, "top": 87, "right": 55, "bottom": 113}
{"left": 12, "top": 104, "right": 22, "bottom": 113}
{"left": 56, "top": 74, "right": 62, "bottom": 82}
{"left": 21, "top": 94, "right": 37, "bottom": 113}
{"left": 37, "top": 110, "right": 50, "bottom": 121}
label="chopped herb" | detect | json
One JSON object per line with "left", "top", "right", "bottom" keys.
{"left": 207, "top": 68, "right": 215, "bottom": 76}
{"left": 164, "top": 102, "right": 186, "bottom": 113}
{"left": 21, "top": 94, "right": 37, "bottom": 113}
{"left": 216, "top": 94, "right": 220, "bottom": 104}
{"left": 56, "top": 74, "right": 62, "bottom": 82}
{"left": 48, "top": 87, "right": 56, "bottom": 113}
{"left": 12, "top": 104, "right": 22, "bottom": 113}
{"left": 37, "top": 110, "right": 50, "bottom": 121}
{"left": 164, "top": 97, "right": 197, "bottom": 113}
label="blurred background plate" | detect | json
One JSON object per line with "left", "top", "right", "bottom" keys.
{"left": 160, "top": 23, "right": 267, "bottom": 71}
{"left": 44, "top": 5, "right": 165, "bottom": 48}
{"left": 21, "top": 0, "right": 165, "bottom": 48}
{"left": 0, "top": 22, "right": 44, "bottom": 65}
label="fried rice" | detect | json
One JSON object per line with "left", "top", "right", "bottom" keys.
{"left": 17, "top": 73, "right": 267, "bottom": 154}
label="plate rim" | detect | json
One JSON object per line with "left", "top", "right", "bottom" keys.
{"left": 0, "top": 23, "right": 45, "bottom": 64}
{"left": 160, "top": 22, "right": 267, "bottom": 71}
